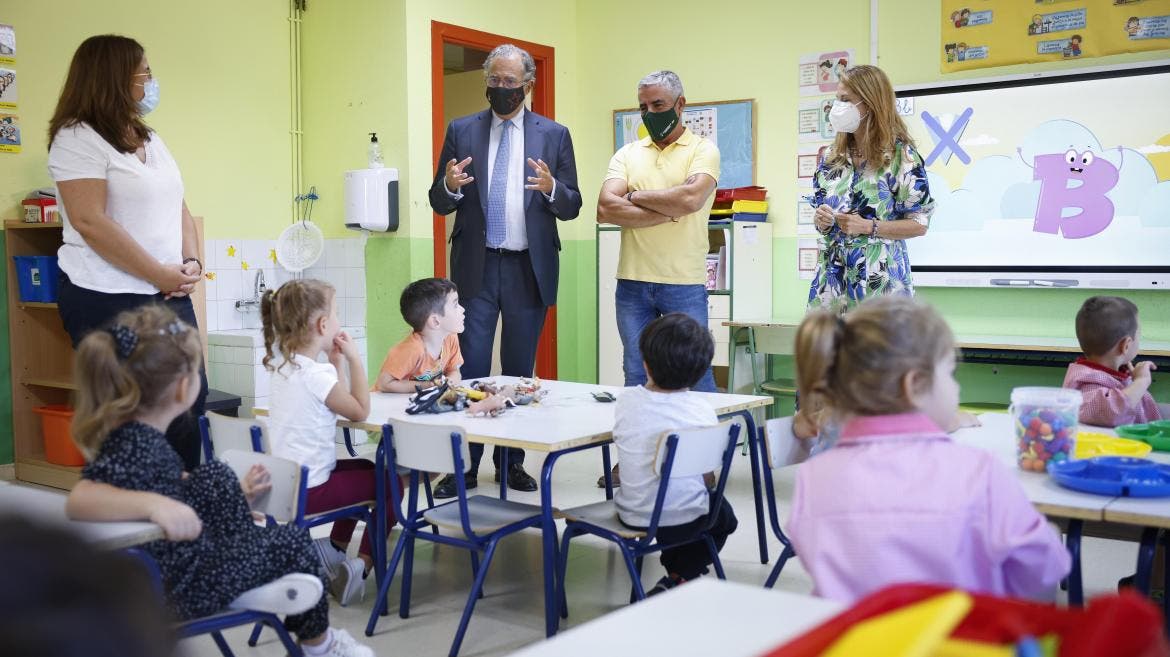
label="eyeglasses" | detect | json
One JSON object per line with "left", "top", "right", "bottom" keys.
{"left": 486, "top": 75, "right": 527, "bottom": 89}
{"left": 133, "top": 70, "right": 154, "bottom": 81}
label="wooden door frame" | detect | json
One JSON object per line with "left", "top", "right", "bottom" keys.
{"left": 430, "top": 21, "right": 557, "bottom": 378}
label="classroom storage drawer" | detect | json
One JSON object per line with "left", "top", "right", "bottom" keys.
{"left": 707, "top": 294, "right": 730, "bottom": 319}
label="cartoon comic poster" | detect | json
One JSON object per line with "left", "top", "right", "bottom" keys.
{"left": 0, "top": 113, "right": 21, "bottom": 153}
{"left": 798, "top": 49, "right": 855, "bottom": 96}
{"left": 940, "top": 0, "right": 1170, "bottom": 73}
{"left": 0, "top": 24, "right": 13, "bottom": 66}
{"left": 0, "top": 68, "right": 16, "bottom": 109}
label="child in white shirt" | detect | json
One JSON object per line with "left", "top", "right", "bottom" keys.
{"left": 613, "top": 313, "right": 737, "bottom": 595}
{"left": 262, "top": 279, "right": 376, "bottom": 607}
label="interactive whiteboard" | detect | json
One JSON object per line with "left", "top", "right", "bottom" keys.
{"left": 897, "top": 64, "right": 1170, "bottom": 289}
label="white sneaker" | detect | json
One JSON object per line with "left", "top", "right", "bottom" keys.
{"left": 313, "top": 537, "right": 346, "bottom": 577}
{"left": 228, "top": 573, "right": 323, "bottom": 615}
{"left": 328, "top": 557, "right": 366, "bottom": 607}
{"left": 325, "top": 628, "right": 375, "bottom": 657}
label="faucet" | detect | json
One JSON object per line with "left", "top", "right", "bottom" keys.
{"left": 235, "top": 270, "right": 267, "bottom": 311}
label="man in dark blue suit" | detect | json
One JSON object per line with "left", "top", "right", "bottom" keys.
{"left": 428, "top": 44, "right": 581, "bottom": 497}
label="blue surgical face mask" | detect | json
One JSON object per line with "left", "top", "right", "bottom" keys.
{"left": 137, "top": 78, "right": 160, "bottom": 115}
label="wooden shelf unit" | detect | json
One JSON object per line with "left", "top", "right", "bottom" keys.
{"left": 6, "top": 220, "right": 81, "bottom": 488}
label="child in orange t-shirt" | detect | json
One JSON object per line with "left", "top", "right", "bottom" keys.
{"left": 374, "top": 278, "right": 466, "bottom": 393}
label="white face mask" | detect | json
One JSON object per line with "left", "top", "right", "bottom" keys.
{"left": 828, "top": 100, "right": 862, "bottom": 133}
{"left": 137, "top": 78, "right": 160, "bottom": 115}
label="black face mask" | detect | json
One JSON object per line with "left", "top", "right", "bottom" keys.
{"left": 486, "top": 85, "right": 526, "bottom": 116}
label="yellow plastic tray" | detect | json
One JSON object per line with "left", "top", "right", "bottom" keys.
{"left": 1074, "top": 432, "right": 1153, "bottom": 460}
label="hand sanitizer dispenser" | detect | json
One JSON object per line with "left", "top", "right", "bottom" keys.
{"left": 345, "top": 167, "right": 398, "bottom": 232}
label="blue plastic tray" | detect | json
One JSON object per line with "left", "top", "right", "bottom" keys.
{"left": 1047, "top": 456, "right": 1170, "bottom": 497}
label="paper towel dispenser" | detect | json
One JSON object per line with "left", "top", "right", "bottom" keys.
{"left": 345, "top": 167, "right": 398, "bottom": 232}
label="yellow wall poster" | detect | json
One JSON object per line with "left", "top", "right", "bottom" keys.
{"left": 940, "top": 0, "right": 1170, "bottom": 73}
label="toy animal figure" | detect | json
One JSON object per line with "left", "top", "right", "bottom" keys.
{"left": 466, "top": 394, "right": 513, "bottom": 417}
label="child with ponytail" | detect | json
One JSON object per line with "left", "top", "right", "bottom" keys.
{"left": 66, "top": 305, "right": 374, "bottom": 657}
{"left": 261, "top": 279, "right": 386, "bottom": 608}
{"left": 786, "top": 296, "right": 1070, "bottom": 603}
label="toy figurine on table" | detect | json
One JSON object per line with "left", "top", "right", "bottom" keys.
{"left": 405, "top": 377, "right": 546, "bottom": 418}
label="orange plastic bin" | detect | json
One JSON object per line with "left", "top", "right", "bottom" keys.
{"left": 33, "top": 405, "right": 86, "bottom": 467}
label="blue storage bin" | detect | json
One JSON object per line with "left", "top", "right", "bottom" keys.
{"left": 13, "top": 255, "right": 60, "bottom": 303}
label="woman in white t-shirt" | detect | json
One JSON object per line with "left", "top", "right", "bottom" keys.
{"left": 48, "top": 35, "right": 206, "bottom": 469}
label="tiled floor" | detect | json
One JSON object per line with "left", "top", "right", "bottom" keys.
{"left": 180, "top": 440, "right": 1144, "bottom": 657}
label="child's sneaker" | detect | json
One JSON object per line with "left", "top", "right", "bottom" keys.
{"left": 228, "top": 573, "right": 323, "bottom": 615}
{"left": 313, "top": 537, "right": 346, "bottom": 577}
{"left": 303, "top": 628, "right": 375, "bottom": 657}
{"left": 646, "top": 573, "right": 685, "bottom": 597}
{"left": 328, "top": 557, "right": 367, "bottom": 607}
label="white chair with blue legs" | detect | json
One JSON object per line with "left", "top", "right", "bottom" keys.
{"left": 200, "top": 414, "right": 387, "bottom": 646}
{"left": 556, "top": 420, "right": 740, "bottom": 609}
{"left": 128, "top": 448, "right": 323, "bottom": 657}
{"left": 365, "top": 420, "right": 545, "bottom": 657}
{"left": 760, "top": 417, "right": 801, "bottom": 588}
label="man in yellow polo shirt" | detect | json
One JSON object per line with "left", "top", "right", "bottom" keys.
{"left": 598, "top": 70, "right": 720, "bottom": 394}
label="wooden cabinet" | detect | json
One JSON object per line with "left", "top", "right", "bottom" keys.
{"left": 596, "top": 220, "right": 773, "bottom": 391}
{"left": 6, "top": 219, "right": 206, "bottom": 490}
{"left": 6, "top": 221, "right": 79, "bottom": 489}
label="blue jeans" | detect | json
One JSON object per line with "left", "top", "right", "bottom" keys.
{"left": 614, "top": 279, "right": 716, "bottom": 392}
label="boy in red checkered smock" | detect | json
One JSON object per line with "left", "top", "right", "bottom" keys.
{"left": 1062, "top": 296, "right": 1163, "bottom": 427}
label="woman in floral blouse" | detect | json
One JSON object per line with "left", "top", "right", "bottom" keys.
{"left": 808, "top": 65, "right": 935, "bottom": 314}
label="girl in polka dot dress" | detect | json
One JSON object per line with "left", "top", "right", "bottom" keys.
{"left": 65, "top": 305, "right": 374, "bottom": 657}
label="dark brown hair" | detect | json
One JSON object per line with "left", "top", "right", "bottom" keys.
{"left": 48, "top": 35, "right": 152, "bottom": 154}
{"left": 400, "top": 277, "right": 458, "bottom": 333}
{"left": 639, "top": 313, "right": 714, "bottom": 391}
{"left": 73, "top": 305, "right": 202, "bottom": 458}
{"left": 1075, "top": 296, "right": 1138, "bottom": 357}
{"left": 796, "top": 296, "right": 954, "bottom": 420}
{"left": 261, "top": 279, "right": 335, "bottom": 373}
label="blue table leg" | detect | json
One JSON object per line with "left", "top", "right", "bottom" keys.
{"left": 601, "top": 445, "right": 614, "bottom": 501}
{"left": 540, "top": 451, "right": 563, "bottom": 637}
{"left": 1066, "top": 519, "right": 1083, "bottom": 606}
{"left": 722, "top": 409, "right": 768, "bottom": 564}
{"left": 499, "top": 445, "right": 509, "bottom": 501}
{"left": 1135, "top": 527, "right": 1158, "bottom": 596}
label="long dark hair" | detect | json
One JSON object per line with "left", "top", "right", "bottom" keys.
{"left": 48, "top": 35, "right": 152, "bottom": 154}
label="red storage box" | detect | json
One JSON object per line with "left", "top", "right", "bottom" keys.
{"left": 714, "top": 186, "right": 767, "bottom": 203}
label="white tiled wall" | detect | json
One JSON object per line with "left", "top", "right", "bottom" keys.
{"left": 204, "top": 237, "right": 367, "bottom": 418}
{"left": 203, "top": 237, "right": 366, "bottom": 333}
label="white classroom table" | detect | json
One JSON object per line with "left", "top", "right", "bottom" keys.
{"left": 0, "top": 480, "right": 164, "bottom": 549}
{"left": 259, "top": 377, "right": 773, "bottom": 637}
{"left": 506, "top": 578, "right": 843, "bottom": 657}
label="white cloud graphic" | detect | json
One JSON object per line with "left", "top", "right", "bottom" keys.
{"left": 1136, "top": 143, "right": 1170, "bottom": 154}
{"left": 959, "top": 133, "right": 999, "bottom": 147}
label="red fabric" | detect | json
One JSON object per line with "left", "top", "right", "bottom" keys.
{"left": 764, "top": 584, "right": 1168, "bottom": 657}
{"left": 305, "top": 459, "right": 399, "bottom": 557}
{"left": 1074, "top": 357, "right": 1128, "bottom": 380}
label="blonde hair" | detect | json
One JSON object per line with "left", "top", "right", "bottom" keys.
{"left": 73, "top": 306, "right": 202, "bottom": 459}
{"left": 260, "top": 279, "right": 335, "bottom": 373}
{"left": 795, "top": 296, "right": 953, "bottom": 421}
{"left": 825, "top": 65, "right": 916, "bottom": 171}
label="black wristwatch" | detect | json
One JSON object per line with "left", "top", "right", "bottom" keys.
{"left": 183, "top": 257, "right": 203, "bottom": 274}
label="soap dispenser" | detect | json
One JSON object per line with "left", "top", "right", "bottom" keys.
{"left": 368, "top": 132, "right": 384, "bottom": 169}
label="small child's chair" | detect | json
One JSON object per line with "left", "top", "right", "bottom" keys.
{"left": 759, "top": 417, "right": 800, "bottom": 588}
{"left": 199, "top": 413, "right": 388, "bottom": 646}
{"left": 556, "top": 420, "right": 741, "bottom": 610}
{"left": 127, "top": 448, "right": 319, "bottom": 657}
{"left": 364, "top": 420, "right": 545, "bottom": 657}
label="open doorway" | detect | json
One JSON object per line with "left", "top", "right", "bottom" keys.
{"left": 430, "top": 21, "right": 558, "bottom": 379}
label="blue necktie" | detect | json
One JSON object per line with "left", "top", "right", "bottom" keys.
{"left": 486, "top": 120, "right": 512, "bottom": 248}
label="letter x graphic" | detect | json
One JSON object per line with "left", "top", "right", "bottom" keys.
{"left": 921, "top": 107, "right": 973, "bottom": 166}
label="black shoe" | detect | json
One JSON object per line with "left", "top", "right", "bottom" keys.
{"left": 495, "top": 463, "right": 537, "bottom": 492}
{"left": 647, "top": 574, "right": 684, "bottom": 597}
{"left": 432, "top": 472, "right": 477, "bottom": 499}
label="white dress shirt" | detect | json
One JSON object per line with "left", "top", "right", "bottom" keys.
{"left": 446, "top": 107, "right": 556, "bottom": 251}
